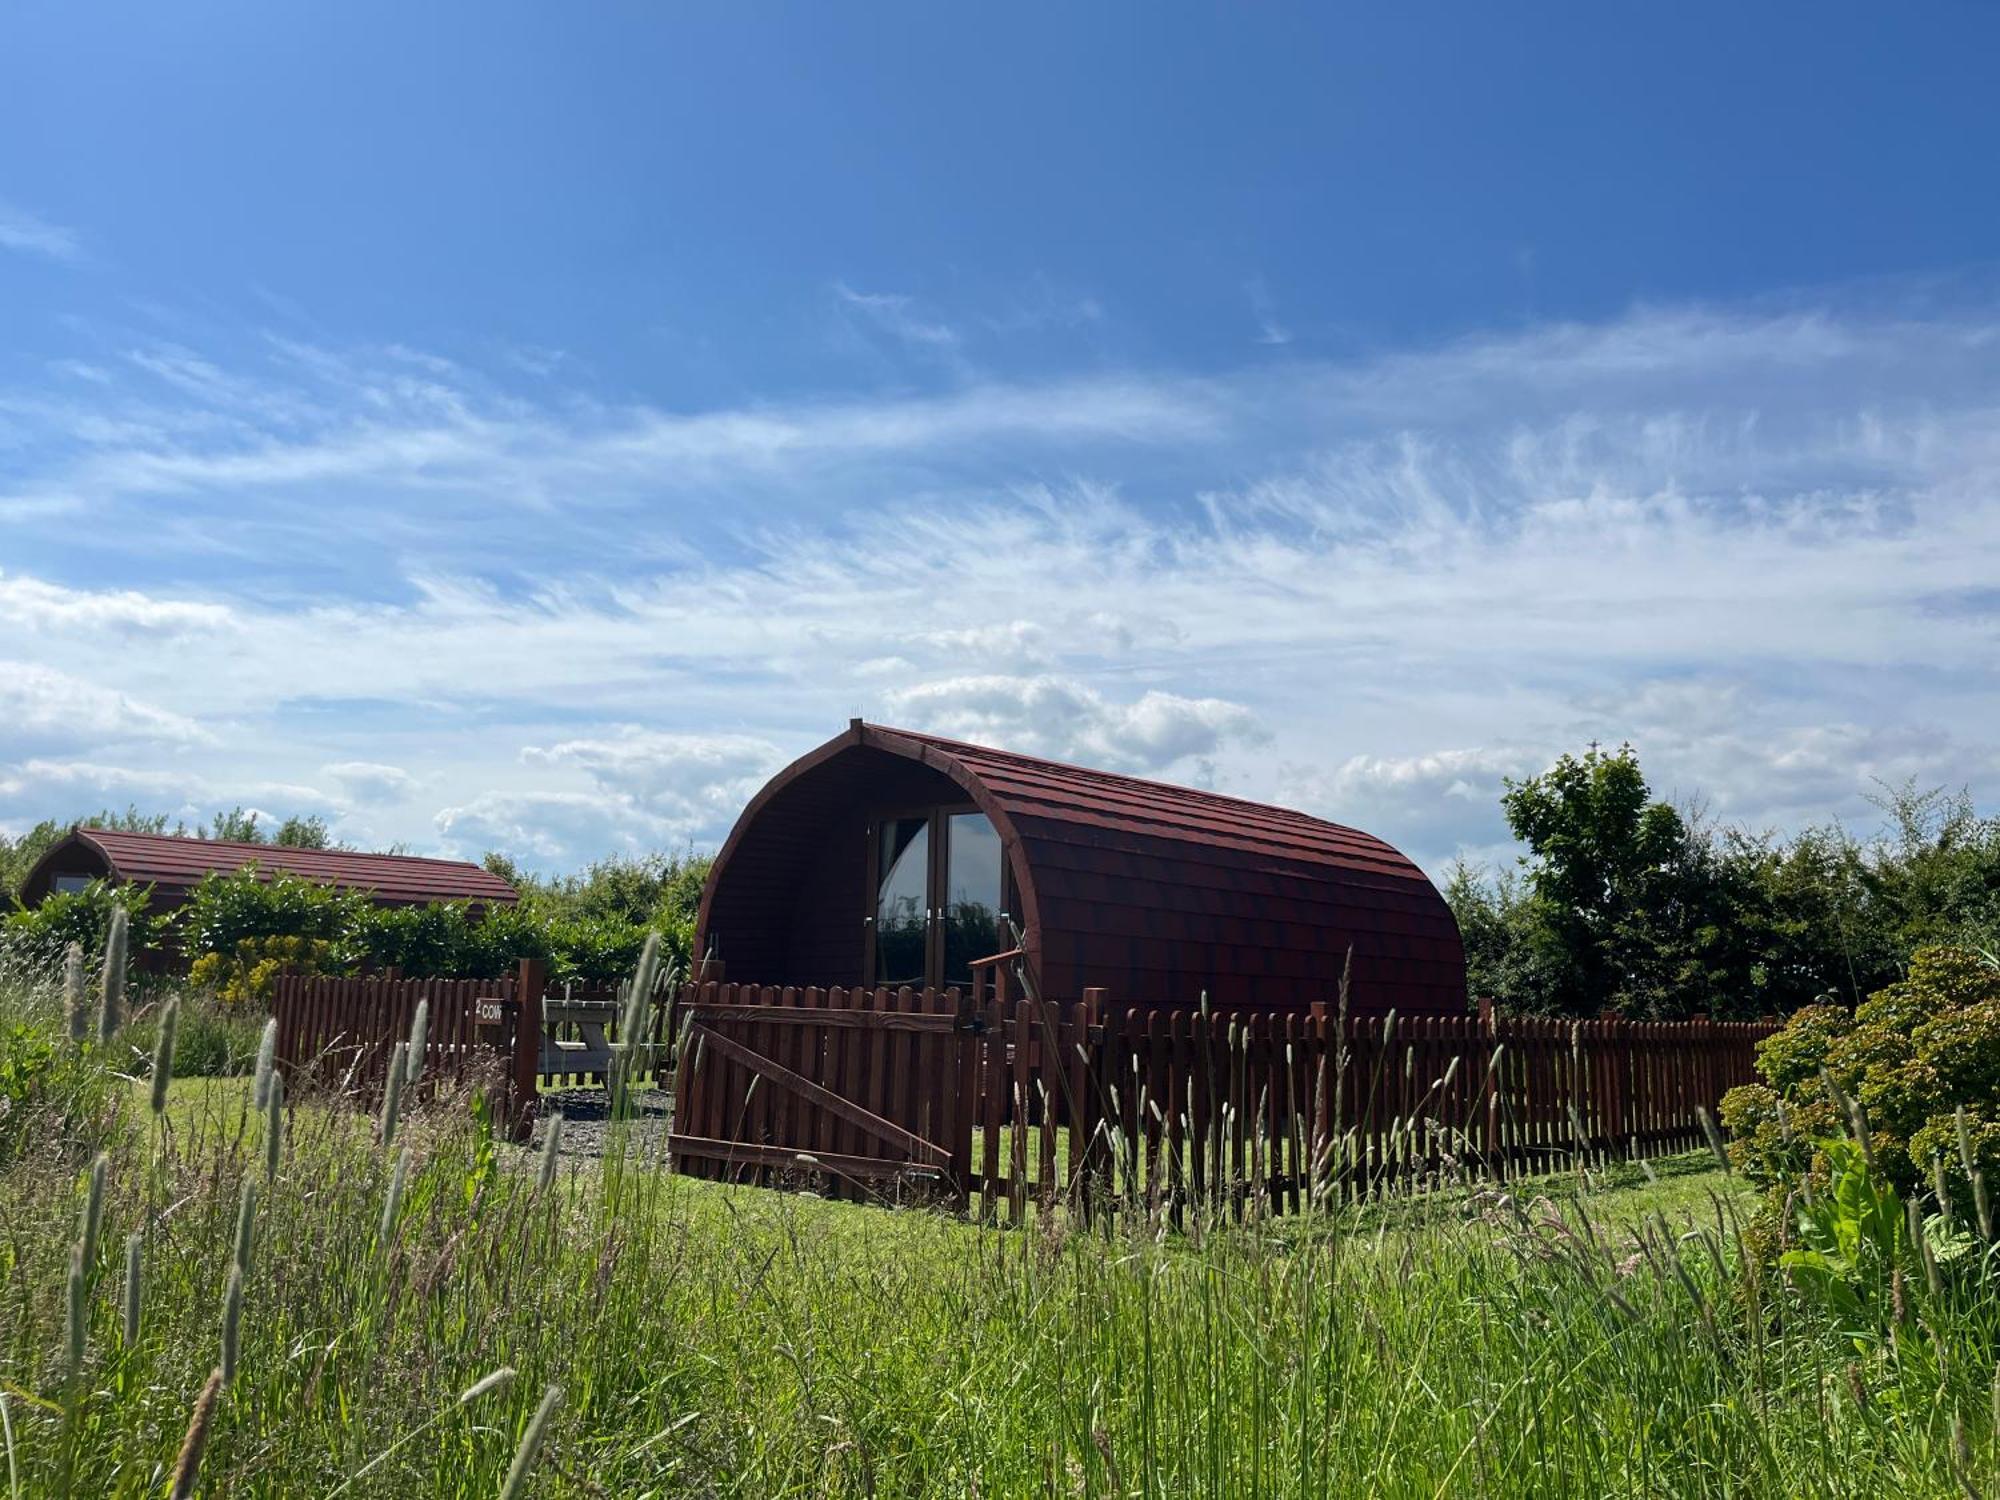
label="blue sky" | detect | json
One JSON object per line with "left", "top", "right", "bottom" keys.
{"left": 3, "top": 4, "right": 1998, "bottom": 874}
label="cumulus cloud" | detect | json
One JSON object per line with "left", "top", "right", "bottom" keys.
{"left": 520, "top": 730, "right": 780, "bottom": 825}
{"left": 0, "top": 572, "right": 236, "bottom": 635}
{"left": 322, "top": 761, "right": 420, "bottom": 804}
{"left": 0, "top": 662, "right": 212, "bottom": 751}
{"left": 434, "top": 789, "right": 674, "bottom": 864}
{"left": 883, "top": 675, "right": 1268, "bottom": 775}
{"left": 0, "top": 758, "right": 334, "bottom": 836}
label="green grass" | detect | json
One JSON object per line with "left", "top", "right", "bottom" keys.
{"left": 4, "top": 972, "right": 1999, "bottom": 1496}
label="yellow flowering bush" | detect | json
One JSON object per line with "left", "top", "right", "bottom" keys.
{"left": 187, "top": 935, "right": 338, "bottom": 1005}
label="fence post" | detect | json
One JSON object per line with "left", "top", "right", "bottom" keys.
{"left": 512, "top": 958, "right": 547, "bottom": 1143}
{"left": 1078, "top": 987, "right": 1109, "bottom": 1216}
{"left": 1480, "top": 999, "right": 1501, "bottom": 1170}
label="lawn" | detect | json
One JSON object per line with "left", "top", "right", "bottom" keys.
{"left": 3, "top": 982, "right": 1994, "bottom": 1496}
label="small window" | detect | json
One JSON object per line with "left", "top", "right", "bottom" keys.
{"left": 51, "top": 874, "right": 91, "bottom": 895}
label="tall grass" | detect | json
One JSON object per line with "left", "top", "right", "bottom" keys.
{"left": 1, "top": 967, "right": 1996, "bottom": 1495}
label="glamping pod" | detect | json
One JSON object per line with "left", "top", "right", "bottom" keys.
{"left": 696, "top": 721, "right": 1466, "bottom": 1014}
{"left": 20, "top": 827, "right": 519, "bottom": 915}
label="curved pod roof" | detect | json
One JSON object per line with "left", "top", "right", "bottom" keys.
{"left": 697, "top": 722, "right": 1466, "bottom": 1014}
{"left": 21, "top": 827, "right": 519, "bottom": 908}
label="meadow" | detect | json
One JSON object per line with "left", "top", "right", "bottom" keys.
{"left": 2, "top": 970, "right": 1995, "bottom": 1498}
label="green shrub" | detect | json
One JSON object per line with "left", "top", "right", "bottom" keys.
{"left": 0, "top": 979, "right": 120, "bottom": 1166}
{"left": 122, "top": 993, "right": 265, "bottom": 1077}
{"left": 349, "top": 900, "right": 484, "bottom": 977}
{"left": 1721, "top": 944, "right": 2000, "bottom": 1199}
{"left": 178, "top": 868, "right": 366, "bottom": 959}
{"left": 5, "top": 854, "right": 706, "bottom": 1000}
{"left": 0, "top": 880, "right": 157, "bottom": 979}
{"left": 1749, "top": 1003, "right": 1851, "bottom": 1091}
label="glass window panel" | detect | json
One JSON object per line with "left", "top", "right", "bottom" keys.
{"left": 942, "top": 812, "right": 1006, "bottom": 984}
{"left": 874, "top": 816, "right": 930, "bottom": 984}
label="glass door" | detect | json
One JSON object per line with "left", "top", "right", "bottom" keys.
{"left": 867, "top": 807, "right": 1009, "bottom": 987}
{"left": 872, "top": 815, "right": 931, "bottom": 985}
{"left": 941, "top": 811, "right": 1005, "bottom": 984}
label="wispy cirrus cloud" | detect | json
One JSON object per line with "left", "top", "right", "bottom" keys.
{"left": 2, "top": 288, "right": 1997, "bottom": 871}
{"left": 834, "top": 282, "right": 962, "bottom": 352}
{"left": 0, "top": 200, "right": 80, "bottom": 262}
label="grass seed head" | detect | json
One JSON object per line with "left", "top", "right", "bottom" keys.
{"left": 251, "top": 1017, "right": 278, "bottom": 1110}
{"left": 460, "top": 1366, "right": 517, "bottom": 1404}
{"left": 220, "top": 1266, "right": 243, "bottom": 1384}
{"left": 380, "top": 1145, "right": 410, "bottom": 1247}
{"left": 97, "top": 905, "right": 129, "bottom": 1043}
{"left": 379, "top": 1042, "right": 408, "bottom": 1149}
{"left": 1696, "top": 1106, "right": 1731, "bottom": 1174}
{"left": 1910, "top": 1198, "right": 1943, "bottom": 1297}
{"left": 123, "top": 1230, "right": 143, "bottom": 1345}
{"left": 1846, "top": 1097, "right": 1879, "bottom": 1174}
{"left": 265, "top": 1071, "right": 285, "bottom": 1181}
{"left": 66, "top": 1246, "right": 87, "bottom": 1380}
{"left": 63, "top": 942, "right": 87, "bottom": 1041}
{"left": 78, "top": 1151, "right": 108, "bottom": 1270}
{"left": 151, "top": 996, "right": 181, "bottom": 1114}
{"left": 170, "top": 1367, "right": 224, "bottom": 1499}
{"left": 234, "top": 1176, "right": 258, "bottom": 1275}
{"left": 499, "top": 1384, "right": 564, "bottom": 1500}
{"left": 406, "top": 999, "right": 429, "bottom": 1085}
{"left": 538, "top": 1112, "right": 565, "bottom": 1193}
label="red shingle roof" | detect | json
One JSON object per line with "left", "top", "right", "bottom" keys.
{"left": 886, "top": 727, "right": 1422, "bottom": 880}
{"left": 36, "top": 827, "right": 518, "bottom": 906}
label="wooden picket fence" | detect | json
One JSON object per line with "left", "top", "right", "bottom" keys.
{"left": 670, "top": 967, "right": 1779, "bottom": 1224}
{"left": 272, "top": 968, "right": 525, "bottom": 1104}
{"left": 272, "top": 956, "right": 1778, "bottom": 1222}
{"left": 272, "top": 960, "right": 683, "bottom": 1136}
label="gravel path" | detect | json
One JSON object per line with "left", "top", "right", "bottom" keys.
{"left": 528, "top": 1086, "right": 674, "bottom": 1159}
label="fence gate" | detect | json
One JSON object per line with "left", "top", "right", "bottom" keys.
{"left": 669, "top": 983, "right": 973, "bottom": 1202}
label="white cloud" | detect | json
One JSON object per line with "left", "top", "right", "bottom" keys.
{"left": 434, "top": 789, "right": 669, "bottom": 864}
{"left": 322, "top": 761, "right": 420, "bottom": 804}
{"left": 1247, "top": 278, "right": 1292, "bottom": 346}
{"left": 0, "top": 663, "right": 212, "bottom": 750}
{"left": 521, "top": 729, "right": 780, "bottom": 824}
{"left": 0, "top": 202, "right": 79, "bottom": 262}
{"left": 883, "top": 675, "right": 1268, "bottom": 775}
{"left": 1278, "top": 747, "right": 1545, "bottom": 860}
{"left": 0, "top": 573, "right": 236, "bottom": 635}
{"left": 1, "top": 292, "right": 1998, "bottom": 873}
{"left": 0, "top": 758, "right": 335, "bottom": 833}
{"left": 835, "top": 283, "right": 961, "bottom": 351}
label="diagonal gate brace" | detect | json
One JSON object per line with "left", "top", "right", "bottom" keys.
{"left": 686, "top": 1021, "right": 951, "bottom": 1167}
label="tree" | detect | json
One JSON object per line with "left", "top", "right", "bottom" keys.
{"left": 273, "top": 815, "right": 332, "bottom": 849}
{"left": 1499, "top": 743, "right": 1687, "bottom": 1015}
{"left": 207, "top": 807, "right": 266, "bottom": 843}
